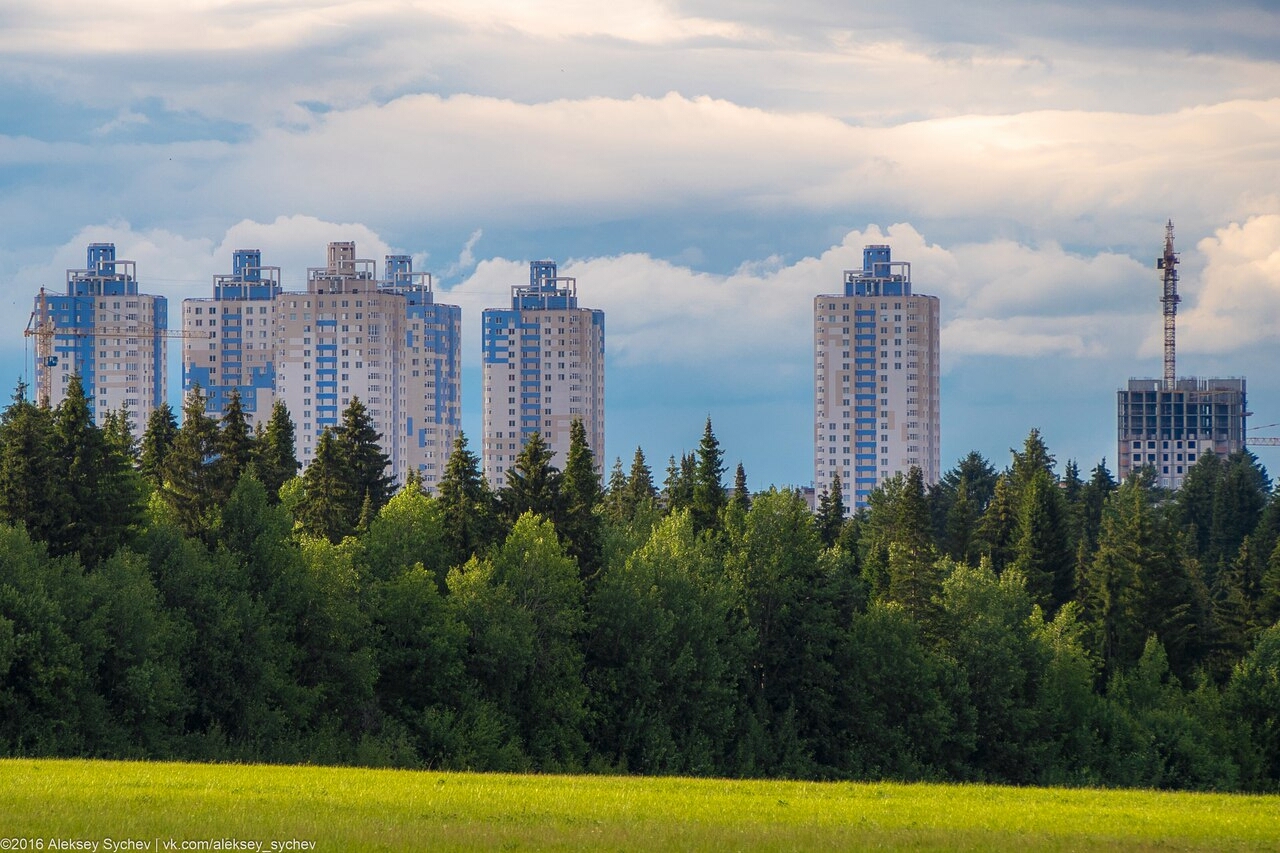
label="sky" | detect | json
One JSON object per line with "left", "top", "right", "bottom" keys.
{"left": 2, "top": 0, "right": 1279, "bottom": 488}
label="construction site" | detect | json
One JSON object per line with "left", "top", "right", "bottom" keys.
{"left": 1116, "top": 221, "right": 1277, "bottom": 489}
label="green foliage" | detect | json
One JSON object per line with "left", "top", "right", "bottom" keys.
{"left": 139, "top": 402, "right": 179, "bottom": 489}
{"left": 436, "top": 431, "right": 498, "bottom": 567}
{"left": 251, "top": 400, "right": 299, "bottom": 502}
{"left": 499, "top": 431, "right": 561, "bottom": 524}
{"left": 559, "top": 418, "right": 604, "bottom": 580}
{"left": 691, "top": 418, "right": 727, "bottom": 533}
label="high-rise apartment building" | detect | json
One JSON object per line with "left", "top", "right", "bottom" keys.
{"left": 183, "top": 248, "right": 281, "bottom": 428}
{"left": 482, "top": 260, "right": 605, "bottom": 486}
{"left": 182, "top": 241, "right": 461, "bottom": 489}
{"left": 814, "top": 245, "right": 940, "bottom": 512}
{"left": 29, "top": 242, "right": 168, "bottom": 425}
{"left": 1116, "top": 378, "right": 1246, "bottom": 489}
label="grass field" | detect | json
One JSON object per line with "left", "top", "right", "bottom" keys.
{"left": 0, "top": 759, "right": 1277, "bottom": 851}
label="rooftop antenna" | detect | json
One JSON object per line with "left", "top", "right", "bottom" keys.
{"left": 1156, "top": 219, "right": 1180, "bottom": 389}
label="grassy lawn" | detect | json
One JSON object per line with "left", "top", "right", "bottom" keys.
{"left": 0, "top": 759, "right": 1276, "bottom": 851}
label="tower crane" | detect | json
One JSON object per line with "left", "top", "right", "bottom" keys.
{"left": 24, "top": 287, "right": 210, "bottom": 405}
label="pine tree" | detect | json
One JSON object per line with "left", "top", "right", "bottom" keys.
{"left": 731, "top": 462, "right": 751, "bottom": 513}
{"left": 560, "top": 418, "right": 604, "bottom": 580}
{"left": 941, "top": 476, "right": 979, "bottom": 564}
{"left": 691, "top": 417, "right": 727, "bottom": 532}
{"left": 252, "top": 400, "right": 300, "bottom": 502}
{"left": 887, "top": 467, "right": 942, "bottom": 628}
{"left": 436, "top": 431, "right": 498, "bottom": 566}
{"left": 139, "top": 402, "right": 178, "bottom": 488}
{"left": 1011, "top": 428, "right": 1056, "bottom": 496}
{"left": 335, "top": 396, "right": 393, "bottom": 517}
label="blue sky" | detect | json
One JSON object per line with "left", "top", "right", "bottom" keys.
{"left": 2, "top": 1, "right": 1279, "bottom": 487}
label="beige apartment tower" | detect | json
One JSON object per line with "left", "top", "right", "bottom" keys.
{"left": 815, "top": 244, "right": 940, "bottom": 512}
{"left": 482, "top": 260, "right": 605, "bottom": 487}
{"left": 183, "top": 242, "right": 461, "bottom": 490}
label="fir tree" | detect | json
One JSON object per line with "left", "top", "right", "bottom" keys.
{"left": 603, "top": 457, "right": 628, "bottom": 522}
{"left": 974, "top": 475, "right": 1018, "bottom": 573}
{"left": 1010, "top": 469, "right": 1073, "bottom": 612}
{"left": 731, "top": 462, "right": 751, "bottom": 513}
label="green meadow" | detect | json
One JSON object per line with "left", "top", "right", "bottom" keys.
{"left": 0, "top": 760, "right": 1276, "bottom": 852}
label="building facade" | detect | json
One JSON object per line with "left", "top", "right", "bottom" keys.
{"left": 30, "top": 242, "right": 167, "bottom": 425}
{"left": 814, "top": 244, "right": 940, "bottom": 512}
{"left": 482, "top": 260, "right": 605, "bottom": 487}
{"left": 1116, "top": 377, "right": 1246, "bottom": 489}
{"left": 182, "top": 241, "right": 461, "bottom": 490}
{"left": 183, "top": 248, "right": 281, "bottom": 428}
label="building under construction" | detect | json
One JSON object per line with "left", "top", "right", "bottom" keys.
{"left": 1116, "top": 222, "right": 1246, "bottom": 489}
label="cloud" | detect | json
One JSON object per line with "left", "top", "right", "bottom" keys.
{"left": 1179, "top": 214, "right": 1280, "bottom": 354}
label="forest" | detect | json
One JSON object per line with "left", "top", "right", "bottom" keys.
{"left": 1, "top": 375, "right": 1278, "bottom": 791}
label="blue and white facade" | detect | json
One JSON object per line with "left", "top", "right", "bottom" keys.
{"left": 482, "top": 260, "right": 605, "bottom": 485}
{"left": 32, "top": 243, "right": 167, "bottom": 424}
{"left": 182, "top": 242, "right": 461, "bottom": 489}
{"left": 814, "top": 245, "right": 940, "bottom": 512}
{"left": 182, "top": 248, "right": 281, "bottom": 427}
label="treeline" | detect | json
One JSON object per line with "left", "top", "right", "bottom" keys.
{"left": 1, "top": 378, "right": 1278, "bottom": 791}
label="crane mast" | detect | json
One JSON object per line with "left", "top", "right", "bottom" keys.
{"left": 1157, "top": 219, "right": 1180, "bottom": 390}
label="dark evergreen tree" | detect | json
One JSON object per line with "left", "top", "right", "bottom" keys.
{"left": 251, "top": 400, "right": 299, "bottom": 502}
{"left": 138, "top": 402, "right": 178, "bottom": 489}
{"left": 1011, "top": 469, "right": 1074, "bottom": 612}
{"left": 1205, "top": 450, "right": 1270, "bottom": 585}
{"left": 1078, "top": 460, "right": 1117, "bottom": 554}
{"left": 1176, "top": 451, "right": 1224, "bottom": 562}
{"left": 500, "top": 431, "right": 561, "bottom": 523}
{"left": 335, "top": 396, "right": 393, "bottom": 518}
{"left": 941, "top": 476, "right": 979, "bottom": 564}
{"left": 625, "top": 446, "right": 657, "bottom": 514}
{"left": 297, "top": 428, "right": 356, "bottom": 543}
{"left": 1011, "top": 428, "right": 1057, "bottom": 494}
{"left": 217, "top": 389, "right": 254, "bottom": 499}
{"left": 0, "top": 382, "right": 62, "bottom": 546}
{"left": 160, "top": 386, "right": 223, "bottom": 538}
{"left": 560, "top": 418, "right": 604, "bottom": 580}
{"left": 436, "top": 431, "right": 498, "bottom": 567}
{"left": 691, "top": 418, "right": 727, "bottom": 532}
{"left": 886, "top": 467, "right": 943, "bottom": 628}
{"left": 52, "top": 375, "right": 138, "bottom": 563}
{"left": 816, "top": 470, "right": 844, "bottom": 547}
{"left": 603, "top": 457, "right": 628, "bottom": 523}
{"left": 974, "top": 475, "right": 1018, "bottom": 573}
{"left": 730, "top": 462, "right": 751, "bottom": 513}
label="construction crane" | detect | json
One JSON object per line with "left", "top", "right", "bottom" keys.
{"left": 24, "top": 287, "right": 210, "bottom": 404}
{"left": 1247, "top": 423, "right": 1280, "bottom": 448}
{"left": 1156, "top": 219, "right": 1180, "bottom": 389}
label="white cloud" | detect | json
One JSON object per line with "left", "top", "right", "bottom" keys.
{"left": 1179, "top": 214, "right": 1280, "bottom": 354}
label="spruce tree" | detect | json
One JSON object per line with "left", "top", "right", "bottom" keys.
{"left": 691, "top": 417, "right": 727, "bottom": 532}
{"left": 1010, "top": 469, "right": 1073, "bottom": 612}
{"left": 560, "top": 418, "right": 604, "bottom": 579}
{"left": 816, "top": 470, "right": 844, "bottom": 547}
{"left": 625, "top": 446, "right": 657, "bottom": 513}
{"left": 730, "top": 462, "right": 751, "bottom": 514}
{"left": 500, "top": 431, "right": 561, "bottom": 522}
{"left": 436, "top": 431, "right": 497, "bottom": 566}
{"left": 974, "top": 475, "right": 1018, "bottom": 573}
{"left": 0, "top": 381, "right": 62, "bottom": 545}
{"left": 139, "top": 402, "right": 178, "bottom": 489}
{"left": 297, "top": 428, "right": 356, "bottom": 543}
{"left": 335, "top": 396, "right": 393, "bottom": 518}
{"left": 161, "top": 385, "right": 225, "bottom": 537}
{"left": 217, "top": 389, "right": 254, "bottom": 499}
{"left": 603, "top": 457, "right": 628, "bottom": 522}
{"left": 252, "top": 400, "right": 300, "bottom": 502}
